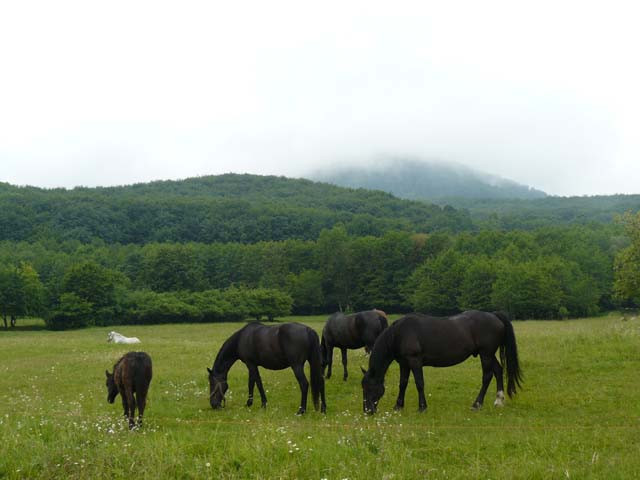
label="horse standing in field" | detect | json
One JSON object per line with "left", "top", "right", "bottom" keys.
{"left": 207, "top": 322, "right": 326, "bottom": 415}
{"left": 321, "top": 309, "right": 388, "bottom": 380}
{"left": 105, "top": 352, "right": 153, "bottom": 429}
{"left": 361, "top": 310, "right": 522, "bottom": 414}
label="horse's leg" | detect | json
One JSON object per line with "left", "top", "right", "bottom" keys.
{"left": 491, "top": 355, "right": 505, "bottom": 407}
{"left": 394, "top": 362, "right": 411, "bottom": 410}
{"left": 409, "top": 361, "right": 427, "bottom": 412}
{"left": 246, "top": 364, "right": 257, "bottom": 407}
{"left": 2, "top": 315, "right": 6, "bottom": 330}
{"left": 320, "top": 378, "right": 327, "bottom": 414}
{"left": 291, "top": 364, "right": 309, "bottom": 415}
{"left": 341, "top": 348, "right": 348, "bottom": 381}
{"left": 326, "top": 344, "right": 334, "bottom": 379}
{"left": 10, "top": 315, "right": 15, "bottom": 328}
{"left": 125, "top": 390, "right": 136, "bottom": 429}
{"left": 472, "top": 354, "right": 495, "bottom": 410}
{"left": 136, "top": 390, "right": 147, "bottom": 427}
{"left": 120, "top": 394, "right": 129, "bottom": 420}
{"left": 252, "top": 367, "right": 268, "bottom": 408}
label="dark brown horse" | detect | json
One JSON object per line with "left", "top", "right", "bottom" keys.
{"left": 105, "top": 352, "right": 153, "bottom": 429}
{"left": 361, "top": 311, "right": 522, "bottom": 414}
{"left": 321, "top": 309, "right": 388, "bottom": 380}
{"left": 208, "top": 322, "right": 326, "bottom": 415}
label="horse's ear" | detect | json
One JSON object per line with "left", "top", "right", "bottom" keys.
{"left": 207, "top": 367, "right": 212, "bottom": 374}
{"left": 105, "top": 370, "right": 110, "bottom": 377}
{"left": 360, "top": 366, "right": 367, "bottom": 375}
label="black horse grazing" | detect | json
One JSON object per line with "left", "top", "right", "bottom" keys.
{"left": 321, "top": 309, "right": 388, "bottom": 380}
{"left": 361, "top": 311, "right": 522, "bottom": 414}
{"left": 207, "top": 322, "right": 326, "bottom": 415}
{"left": 105, "top": 352, "right": 153, "bottom": 429}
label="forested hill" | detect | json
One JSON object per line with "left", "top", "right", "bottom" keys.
{"left": 311, "top": 159, "right": 547, "bottom": 200}
{"left": 439, "top": 195, "right": 640, "bottom": 229}
{"left": 0, "top": 174, "right": 473, "bottom": 244}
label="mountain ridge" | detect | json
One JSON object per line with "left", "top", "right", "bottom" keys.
{"left": 309, "top": 158, "right": 547, "bottom": 200}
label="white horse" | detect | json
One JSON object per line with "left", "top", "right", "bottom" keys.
{"left": 107, "top": 331, "right": 141, "bottom": 344}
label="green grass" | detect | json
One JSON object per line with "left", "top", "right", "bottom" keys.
{"left": 1, "top": 314, "right": 639, "bottom": 479}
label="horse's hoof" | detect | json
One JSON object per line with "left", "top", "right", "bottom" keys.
{"left": 471, "top": 402, "right": 482, "bottom": 410}
{"left": 418, "top": 405, "right": 427, "bottom": 413}
{"left": 246, "top": 399, "right": 253, "bottom": 407}
{"left": 343, "top": 376, "right": 348, "bottom": 381}
{"left": 321, "top": 405, "right": 326, "bottom": 414}
{"left": 296, "top": 408, "right": 306, "bottom": 416}
{"left": 493, "top": 399, "right": 504, "bottom": 407}
{"left": 261, "top": 402, "right": 267, "bottom": 409}
{"left": 394, "top": 403, "right": 404, "bottom": 411}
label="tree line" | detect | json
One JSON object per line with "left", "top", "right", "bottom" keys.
{"left": 440, "top": 194, "right": 640, "bottom": 230}
{"left": 3, "top": 219, "right": 638, "bottom": 330}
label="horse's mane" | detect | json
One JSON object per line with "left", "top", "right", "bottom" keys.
{"left": 112, "top": 355, "right": 126, "bottom": 371}
{"left": 368, "top": 325, "right": 395, "bottom": 380}
{"left": 212, "top": 326, "right": 246, "bottom": 376}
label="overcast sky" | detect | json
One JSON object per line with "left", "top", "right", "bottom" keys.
{"left": 1, "top": 1, "right": 638, "bottom": 196}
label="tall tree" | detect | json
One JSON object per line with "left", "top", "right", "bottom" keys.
{"left": 0, "top": 262, "right": 45, "bottom": 328}
{"left": 458, "top": 256, "right": 497, "bottom": 311}
{"left": 405, "top": 249, "right": 466, "bottom": 315}
{"left": 614, "top": 211, "right": 640, "bottom": 304}
{"left": 60, "top": 261, "right": 119, "bottom": 325}
{"left": 316, "top": 226, "right": 355, "bottom": 311}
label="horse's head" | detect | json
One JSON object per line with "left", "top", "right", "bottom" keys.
{"left": 361, "top": 367, "right": 384, "bottom": 415}
{"left": 105, "top": 370, "right": 118, "bottom": 403}
{"left": 207, "top": 367, "right": 228, "bottom": 409}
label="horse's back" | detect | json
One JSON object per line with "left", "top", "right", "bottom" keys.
{"left": 397, "top": 311, "right": 502, "bottom": 336}
{"left": 116, "top": 352, "right": 153, "bottom": 392}
{"left": 357, "top": 310, "right": 387, "bottom": 334}
{"left": 451, "top": 310, "right": 505, "bottom": 346}
{"left": 323, "top": 312, "right": 346, "bottom": 339}
{"left": 239, "top": 322, "right": 314, "bottom": 369}
{"left": 391, "top": 311, "right": 504, "bottom": 366}
{"left": 324, "top": 310, "right": 385, "bottom": 349}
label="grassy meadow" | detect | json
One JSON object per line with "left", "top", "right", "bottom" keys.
{"left": 1, "top": 314, "right": 639, "bottom": 479}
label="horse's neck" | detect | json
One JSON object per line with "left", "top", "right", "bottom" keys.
{"left": 213, "top": 334, "right": 240, "bottom": 378}
{"left": 369, "top": 329, "right": 395, "bottom": 382}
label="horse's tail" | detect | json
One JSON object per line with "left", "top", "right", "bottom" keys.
{"left": 307, "top": 329, "right": 325, "bottom": 412}
{"left": 493, "top": 311, "right": 523, "bottom": 398}
{"left": 376, "top": 309, "right": 389, "bottom": 330}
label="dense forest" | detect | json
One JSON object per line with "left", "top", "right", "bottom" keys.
{"left": 0, "top": 173, "right": 639, "bottom": 330}
{"left": 440, "top": 195, "right": 640, "bottom": 229}
{"left": 0, "top": 175, "right": 472, "bottom": 243}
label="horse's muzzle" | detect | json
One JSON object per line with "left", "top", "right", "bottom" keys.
{"left": 363, "top": 401, "right": 376, "bottom": 415}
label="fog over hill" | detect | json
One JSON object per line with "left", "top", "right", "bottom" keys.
{"left": 310, "top": 159, "right": 547, "bottom": 201}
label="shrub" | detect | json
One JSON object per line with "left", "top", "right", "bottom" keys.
{"left": 45, "top": 293, "right": 93, "bottom": 330}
